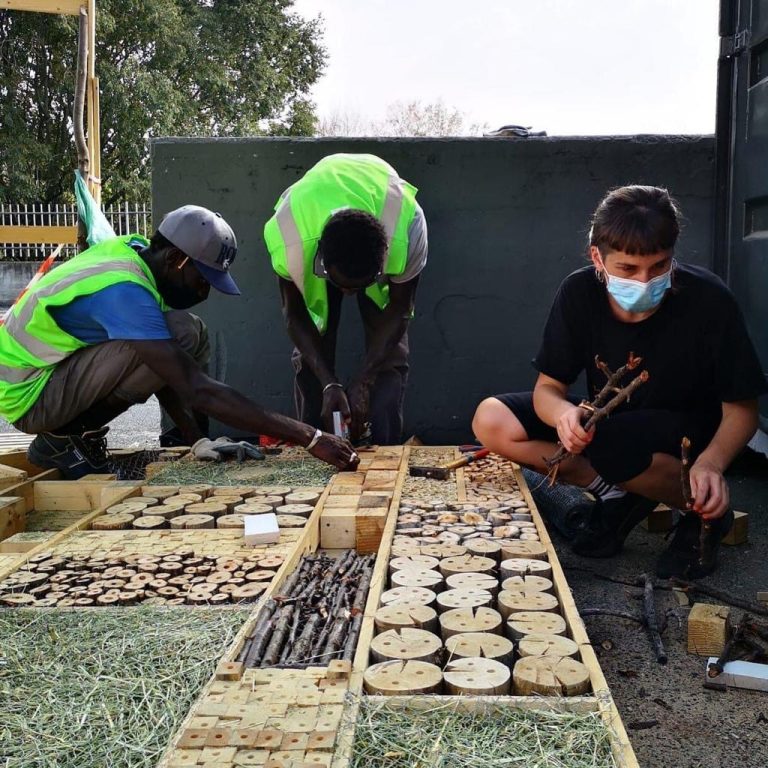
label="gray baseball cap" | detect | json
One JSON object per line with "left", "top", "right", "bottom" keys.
{"left": 157, "top": 205, "right": 240, "bottom": 295}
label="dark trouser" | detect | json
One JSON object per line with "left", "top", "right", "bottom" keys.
{"left": 292, "top": 286, "right": 409, "bottom": 446}
{"left": 493, "top": 392, "right": 721, "bottom": 484}
{"left": 14, "top": 311, "right": 209, "bottom": 435}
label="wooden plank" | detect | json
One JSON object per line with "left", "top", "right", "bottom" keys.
{"left": 32, "top": 479, "right": 140, "bottom": 511}
{"left": 0, "top": 0, "right": 83, "bottom": 13}
{"left": 0, "top": 463, "right": 28, "bottom": 493}
{"left": 0, "top": 496, "right": 26, "bottom": 541}
{"left": 514, "top": 464, "right": 639, "bottom": 768}
{"left": 363, "top": 694, "right": 598, "bottom": 714}
{"left": 722, "top": 511, "right": 748, "bottom": 545}
{"left": 0, "top": 225, "right": 78, "bottom": 244}
{"left": 0, "top": 451, "right": 46, "bottom": 476}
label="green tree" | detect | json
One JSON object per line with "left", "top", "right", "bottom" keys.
{"left": 0, "top": 1, "right": 325, "bottom": 204}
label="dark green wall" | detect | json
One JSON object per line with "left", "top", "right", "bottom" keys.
{"left": 152, "top": 136, "right": 715, "bottom": 442}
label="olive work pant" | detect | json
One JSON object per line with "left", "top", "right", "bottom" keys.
{"left": 13, "top": 311, "right": 209, "bottom": 435}
{"left": 292, "top": 286, "right": 409, "bottom": 446}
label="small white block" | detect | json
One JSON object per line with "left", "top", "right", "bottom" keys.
{"left": 244, "top": 513, "right": 280, "bottom": 545}
{"left": 705, "top": 657, "right": 768, "bottom": 692}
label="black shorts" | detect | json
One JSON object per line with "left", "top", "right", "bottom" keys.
{"left": 494, "top": 392, "right": 721, "bottom": 485}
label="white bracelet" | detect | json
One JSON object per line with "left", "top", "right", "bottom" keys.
{"left": 305, "top": 428, "right": 323, "bottom": 450}
{"left": 323, "top": 382, "right": 344, "bottom": 394}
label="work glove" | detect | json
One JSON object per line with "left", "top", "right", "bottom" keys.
{"left": 190, "top": 437, "right": 265, "bottom": 463}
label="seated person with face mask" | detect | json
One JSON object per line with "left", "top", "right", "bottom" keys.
{"left": 472, "top": 185, "right": 766, "bottom": 578}
{"left": 0, "top": 205, "right": 358, "bottom": 478}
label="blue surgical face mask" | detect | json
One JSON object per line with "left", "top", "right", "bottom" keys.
{"left": 601, "top": 260, "right": 674, "bottom": 313}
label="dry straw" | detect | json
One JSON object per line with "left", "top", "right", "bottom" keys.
{"left": 0, "top": 607, "right": 248, "bottom": 767}
{"left": 350, "top": 697, "right": 617, "bottom": 768}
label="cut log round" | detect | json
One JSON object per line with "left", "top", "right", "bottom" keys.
{"left": 380, "top": 586, "right": 437, "bottom": 608}
{"left": 178, "top": 484, "right": 212, "bottom": 498}
{"left": 363, "top": 660, "right": 442, "bottom": 695}
{"left": 140, "top": 485, "right": 179, "bottom": 501}
{"left": 497, "top": 590, "right": 560, "bottom": 619}
{"left": 499, "top": 558, "right": 552, "bottom": 580}
{"left": 230, "top": 583, "right": 268, "bottom": 601}
{"left": 185, "top": 501, "right": 227, "bottom": 519}
{"left": 244, "top": 569, "right": 275, "bottom": 583}
{"left": 132, "top": 515, "right": 167, "bottom": 530}
{"left": 444, "top": 632, "right": 514, "bottom": 665}
{"left": 443, "top": 657, "right": 511, "bottom": 695}
{"left": 390, "top": 569, "right": 444, "bottom": 592}
{"left": 208, "top": 495, "right": 243, "bottom": 513}
{"left": 520, "top": 533, "right": 540, "bottom": 542}
{"left": 0, "top": 593, "right": 38, "bottom": 607}
{"left": 248, "top": 495, "right": 284, "bottom": 509}
{"left": 419, "top": 543, "right": 467, "bottom": 559}
{"left": 501, "top": 575, "right": 553, "bottom": 594}
{"left": 439, "top": 606, "right": 503, "bottom": 640}
{"left": 216, "top": 514, "right": 246, "bottom": 529}
{"left": 493, "top": 525, "right": 521, "bottom": 539}
{"left": 275, "top": 503, "right": 315, "bottom": 518}
{"left": 513, "top": 655, "right": 590, "bottom": 696}
{"left": 438, "top": 555, "right": 496, "bottom": 578}
{"left": 435, "top": 588, "right": 493, "bottom": 614}
{"left": 151, "top": 504, "right": 185, "bottom": 520}
{"left": 370, "top": 627, "right": 443, "bottom": 664}
{"left": 168, "top": 492, "right": 204, "bottom": 505}
{"left": 92, "top": 514, "right": 133, "bottom": 530}
{"left": 234, "top": 503, "right": 276, "bottom": 516}
{"left": 373, "top": 604, "right": 439, "bottom": 635}
{"left": 212, "top": 485, "right": 256, "bottom": 498}
{"left": 500, "top": 541, "right": 547, "bottom": 561}
{"left": 106, "top": 501, "right": 147, "bottom": 518}
{"left": 445, "top": 572, "right": 498, "bottom": 596}
{"left": 463, "top": 539, "right": 503, "bottom": 561}
{"left": 388, "top": 555, "right": 440, "bottom": 577}
{"left": 505, "top": 611, "right": 567, "bottom": 640}
{"left": 284, "top": 490, "right": 320, "bottom": 505}
{"left": 169, "top": 514, "right": 215, "bottom": 530}
{"left": 518, "top": 633, "right": 579, "bottom": 659}
{"left": 257, "top": 555, "right": 284, "bottom": 570}
{"left": 276, "top": 514, "right": 306, "bottom": 528}
{"left": 255, "top": 485, "right": 292, "bottom": 498}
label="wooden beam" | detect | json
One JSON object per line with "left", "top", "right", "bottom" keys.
{"left": 0, "top": 225, "right": 78, "bottom": 244}
{"left": 1, "top": 1, "right": 83, "bottom": 15}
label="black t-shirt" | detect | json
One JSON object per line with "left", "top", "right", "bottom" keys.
{"left": 533, "top": 263, "right": 767, "bottom": 416}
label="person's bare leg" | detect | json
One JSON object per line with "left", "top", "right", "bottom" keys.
{"left": 472, "top": 397, "right": 597, "bottom": 486}
{"left": 620, "top": 452, "right": 687, "bottom": 508}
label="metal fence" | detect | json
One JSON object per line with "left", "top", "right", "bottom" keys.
{"left": 0, "top": 202, "right": 152, "bottom": 261}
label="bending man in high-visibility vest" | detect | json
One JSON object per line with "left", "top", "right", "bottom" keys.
{"left": 0, "top": 205, "right": 358, "bottom": 478}
{"left": 265, "top": 154, "right": 428, "bottom": 444}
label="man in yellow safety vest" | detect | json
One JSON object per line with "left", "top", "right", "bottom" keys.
{"left": 0, "top": 205, "right": 358, "bottom": 477}
{"left": 265, "top": 153, "right": 428, "bottom": 444}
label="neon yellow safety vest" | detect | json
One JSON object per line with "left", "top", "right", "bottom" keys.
{"left": 264, "top": 153, "right": 419, "bottom": 333}
{"left": 0, "top": 235, "right": 166, "bottom": 423}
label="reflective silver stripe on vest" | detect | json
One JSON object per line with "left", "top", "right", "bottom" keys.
{"left": 3, "top": 259, "right": 149, "bottom": 369}
{"left": 0, "top": 364, "right": 44, "bottom": 385}
{"left": 274, "top": 191, "right": 307, "bottom": 293}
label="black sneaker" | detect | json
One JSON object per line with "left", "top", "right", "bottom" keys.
{"left": 656, "top": 508, "right": 734, "bottom": 580}
{"left": 27, "top": 427, "right": 111, "bottom": 479}
{"left": 571, "top": 493, "right": 658, "bottom": 558}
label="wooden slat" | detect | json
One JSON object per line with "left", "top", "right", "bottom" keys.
{"left": 365, "top": 694, "right": 599, "bottom": 714}
{"left": 0, "top": 225, "right": 78, "bottom": 244}
{"left": 1, "top": 0, "right": 83, "bottom": 14}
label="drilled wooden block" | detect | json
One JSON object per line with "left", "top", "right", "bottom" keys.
{"left": 177, "top": 728, "right": 209, "bottom": 749}
{"left": 233, "top": 750, "right": 270, "bottom": 766}
{"left": 199, "top": 746, "right": 237, "bottom": 764}
{"left": 688, "top": 603, "right": 731, "bottom": 656}
{"left": 304, "top": 752, "right": 332, "bottom": 766}
{"left": 229, "top": 728, "right": 259, "bottom": 748}
{"left": 641, "top": 504, "right": 674, "bottom": 532}
{"left": 205, "top": 728, "right": 233, "bottom": 747}
{"left": 216, "top": 660, "right": 245, "bottom": 681}
{"left": 169, "top": 749, "right": 202, "bottom": 766}
{"left": 722, "top": 511, "right": 748, "bottom": 546}
{"left": 190, "top": 716, "right": 219, "bottom": 729}
{"left": 280, "top": 732, "right": 310, "bottom": 751}
{"left": 327, "top": 659, "right": 351, "bottom": 680}
{"left": 253, "top": 729, "right": 283, "bottom": 749}
{"left": 306, "top": 730, "right": 336, "bottom": 751}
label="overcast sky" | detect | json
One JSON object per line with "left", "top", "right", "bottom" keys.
{"left": 291, "top": 0, "right": 720, "bottom": 136}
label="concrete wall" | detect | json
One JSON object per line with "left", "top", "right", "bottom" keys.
{"left": 152, "top": 136, "right": 715, "bottom": 443}
{"left": 0, "top": 262, "right": 39, "bottom": 309}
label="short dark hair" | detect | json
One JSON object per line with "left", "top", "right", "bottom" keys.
{"left": 319, "top": 210, "right": 387, "bottom": 281}
{"left": 149, "top": 230, "right": 175, "bottom": 254}
{"left": 590, "top": 185, "right": 681, "bottom": 256}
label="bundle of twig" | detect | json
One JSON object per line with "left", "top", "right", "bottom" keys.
{"left": 238, "top": 551, "right": 375, "bottom": 668}
{"left": 545, "top": 353, "right": 649, "bottom": 483}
